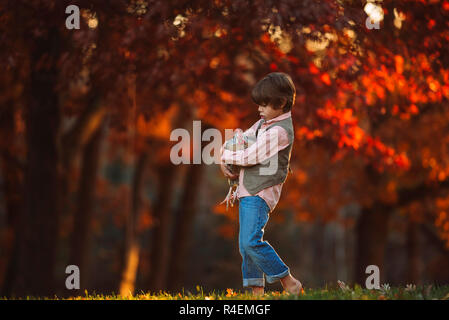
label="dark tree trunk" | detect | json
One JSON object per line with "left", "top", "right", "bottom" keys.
{"left": 146, "top": 102, "right": 192, "bottom": 292}
{"left": 354, "top": 205, "right": 391, "bottom": 285}
{"left": 316, "top": 221, "right": 328, "bottom": 286}
{"left": 68, "top": 122, "right": 105, "bottom": 293}
{"left": 0, "top": 104, "right": 23, "bottom": 296}
{"left": 166, "top": 163, "right": 204, "bottom": 292}
{"left": 14, "top": 26, "right": 62, "bottom": 296}
{"left": 119, "top": 151, "right": 149, "bottom": 296}
{"left": 406, "top": 219, "right": 420, "bottom": 284}
{"left": 420, "top": 224, "right": 449, "bottom": 282}
{"left": 147, "top": 163, "right": 179, "bottom": 292}
{"left": 59, "top": 94, "right": 105, "bottom": 225}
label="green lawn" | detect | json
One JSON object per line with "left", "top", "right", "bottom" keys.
{"left": 7, "top": 283, "right": 449, "bottom": 300}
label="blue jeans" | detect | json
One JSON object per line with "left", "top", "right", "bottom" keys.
{"left": 238, "top": 196, "right": 290, "bottom": 287}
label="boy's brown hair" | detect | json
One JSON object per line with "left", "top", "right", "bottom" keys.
{"left": 251, "top": 72, "right": 296, "bottom": 113}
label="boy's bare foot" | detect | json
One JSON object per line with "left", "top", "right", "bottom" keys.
{"left": 280, "top": 274, "right": 303, "bottom": 295}
{"left": 250, "top": 286, "right": 264, "bottom": 296}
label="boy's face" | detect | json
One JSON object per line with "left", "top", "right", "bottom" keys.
{"left": 258, "top": 103, "right": 284, "bottom": 121}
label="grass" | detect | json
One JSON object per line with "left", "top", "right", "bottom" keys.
{"left": 4, "top": 284, "right": 449, "bottom": 300}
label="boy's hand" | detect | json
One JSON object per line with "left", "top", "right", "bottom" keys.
{"left": 220, "top": 162, "right": 239, "bottom": 180}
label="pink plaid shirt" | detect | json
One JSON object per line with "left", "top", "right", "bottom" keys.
{"left": 220, "top": 111, "right": 292, "bottom": 213}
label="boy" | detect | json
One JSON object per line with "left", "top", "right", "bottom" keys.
{"left": 220, "top": 72, "right": 302, "bottom": 296}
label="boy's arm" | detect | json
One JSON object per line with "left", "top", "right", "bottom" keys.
{"left": 220, "top": 126, "right": 289, "bottom": 167}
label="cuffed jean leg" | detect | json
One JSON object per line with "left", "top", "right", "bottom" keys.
{"left": 239, "top": 203, "right": 264, "bottom": 287}
{"left": 240, "top": 250, "right": 265, "bottom": 287}
{"left": 238, "top": 196, "right": 290, "bottom": 287}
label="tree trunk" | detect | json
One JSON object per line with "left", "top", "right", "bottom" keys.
{"left": 166, "top": 163, "right": 204, "bottom": 292}
{"left": 68, "top": 122, "right": 105, "bottom": 293}
{"left": 119, "top": 152, "right": 149, "bottom": 296}
{"left": 354, "top": 205, "right": 391, "bottom": 285}
{"left": 0, "top": 105, "right": 23, "bottom": 296}
{"left": 313, "top": 220, "right": 326, "bottom": 286}
{"left": 334, "top": 222, "right": 348, "bottom": 283}
{"left": 14, "top": 27, "right": 62, "bottom": 296}
{"left": 146, "top": 101, "right": 192, "bottom": 293}
{"left": 147, "top": 163, "right": 179, "bottom": 292}
{"left": 406, "top": 219, "right": 420, "bottom": 284}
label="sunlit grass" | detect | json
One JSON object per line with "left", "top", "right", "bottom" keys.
{"left": 3, "top": 284, "right": 449, "bottom": 300}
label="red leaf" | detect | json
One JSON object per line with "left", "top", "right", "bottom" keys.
{"left": 320, "top": 73, "right": 331, "bottom": 85}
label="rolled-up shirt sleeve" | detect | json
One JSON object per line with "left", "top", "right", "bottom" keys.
{"left": 220, "top": 126, "right": 289, "bottom": 166}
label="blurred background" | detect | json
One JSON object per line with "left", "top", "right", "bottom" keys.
{"left": 1, "top": 0, "right": 449, "bottom": 297}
